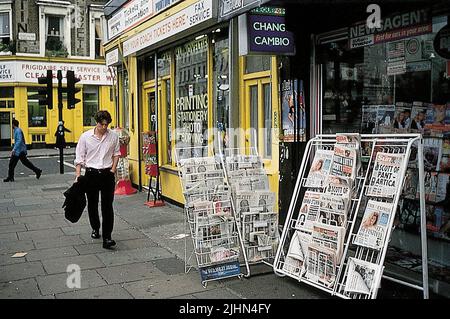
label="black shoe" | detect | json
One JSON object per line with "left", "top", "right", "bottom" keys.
{"left": 3, "top": 177, "right": 14, "bottom": 182}
{"left": 91, "top": 230, "right": 100, "bottom": 239}
{"left": 36, "top": 169, "right": 42, "bottom": 179}
{"left": 103, "top": 239, "right": 116, "bottom": 249}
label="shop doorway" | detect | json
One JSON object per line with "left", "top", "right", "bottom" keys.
{"left": 0, "top": 111, "right": 11, "bottom": 148}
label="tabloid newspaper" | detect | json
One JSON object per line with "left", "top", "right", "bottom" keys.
{"left": 324, "top": 175, "right": 352, "bottom": 201}
{"left": 209, "top": 246, "right": 239, "bottom": 263}
{"left": 318, "top": 193, "right": 349, "bottom": 227}
{"left": 305, "top": 244, "right": 336, "bottom": 288}
{"left": 284, "top": 230, "right": 310, "bottom": 277}
{"left": 311, "top": 223, "right": 345, "bottom": 263}
{"left": 304, "top": 150, "right": 334, "bottom": 188}
{"left": 330, "top": 144, "right": 357, "bottom": 180}
{"left": 336, "top": 133, "right": 362, "bottom": 174}
{"left": 295, "top": 191, "right": 321, "bottom": 232}
{"left": 344, "top": 258, "right": 381, "bottom": 295}
{"left": 353, "top": 200, "right": 393, "bottom": 250}
{"left": 366, "top": 152, "right": 404, "bottom": 198}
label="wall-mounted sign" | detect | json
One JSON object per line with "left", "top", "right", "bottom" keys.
{"left": 0, "top": 61, "right": 113, "bottom": 85}
{"left": 433, "top": 23, "right": 450, "bottom": 59}
{"left": 123, "top": 0, "right": 214, "bottom": 57}
{"left": 239, "top": 7, "right": 295, "bottom": 56}
{"left": 218, "top": 0, "right": 270, "bottom": 21}
{"left": 106, "top": 48, "right": 120, "bottom": 66}
{"left": 349, "top": 9, "right": 432, "bottom": 49}
{"left": 18, "top": 32, "right": 36, "bottom": 41}
{"left": 107, "top": 0, "right": 154, "bottom": 40}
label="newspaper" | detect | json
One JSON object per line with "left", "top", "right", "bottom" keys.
{"left": 295, "top": 191, "right": 321, "bottom": 231}
{"left": 209, "top": 246, "right": 239, "bottom": 263}
{"left": 311, "top": 223, "right": 345, "bottom": 263}
{"left": 282, "top": 256, "right": 304, "bottom": 278}
{"left": 318, "top": 193, "right": 349, "bottom": 227}
{"left": 324, "top": 175, "right": 352, "bottom": 201}
{"left": 304, "top": 150, "right": 334, "bottom": 188}
{"left": 366, "top": 152, "right": 404, "bottom": 198}
{"left": 353, "top": 200, "right": 393, "bottom": 250}
{"left": 344, "top": 258, "right": 381, "bottom": 295}
{"left": 330, "top": 144, "right": 357, "bottom": 180}
{"left": 336, "top": 133, "right": 362, "bottom": 174}
{"left": 305, "top": 244, "right": 336, "bottom": 288}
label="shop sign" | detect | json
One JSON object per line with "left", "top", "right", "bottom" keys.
{"left": 406, "top": 61, "right": 431, "bottom": 73}
{"left": 107, "top": 0, "right": 153, "bottom": 40}
{"left": 123, "top": 0, "right": 214, "bottom": 57}
{"left": 246, "top": 9, "right": 295, "bottom": 55}
{"left": 433, "top": 23, "right": 450, "bottom": 59}
{"left": 106, "top": 48, "right": 120, "bottom": 66}
{"left": 387, "top": 41, "right": 406, "bottom": 76}
{"left": 154, "top": 0, "right": 180, "bottom": 13}
{"left": 218, "top": 0, "right": 270, "bottom": 21}
{"left": 0, "top": 61, "right": 113, "bottom": 85}
{"left": 199, "top": 261, "right": 240, "bottom": 281}
{"left": 18, "top": 32, "right": 36, "bottom": 41}
{"left": 349, "top": 9, "right": 432, "bottom": 49}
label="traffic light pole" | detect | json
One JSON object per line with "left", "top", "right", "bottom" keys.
{"left": 57, "top": 70, "right": 64, "bottom": 174}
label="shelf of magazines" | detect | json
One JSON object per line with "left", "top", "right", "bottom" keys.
{"left": 221, "top": 147, "right": 280, "bottom": 273}
{"left": 273, "top": 133, "right": 429, "bottom": 299}
{"left": 174, "top": 145, "right": 248, "bottom": 287}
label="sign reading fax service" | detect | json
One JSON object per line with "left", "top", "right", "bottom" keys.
{"left": 0, "top": 61, "right": 114, "bottom": 85}
{"left": 123, "top": 0, "right": 214, "bottom": 57}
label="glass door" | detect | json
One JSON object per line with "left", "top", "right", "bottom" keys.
{"left": 0, "top": 111, "right": 11, "bottom": 147}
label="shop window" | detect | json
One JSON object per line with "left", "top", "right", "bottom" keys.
{"left": 27, "top": 88, "right": 47, "bottom": 127}
{"left": 0, "top": 11, "right": 10, "bottom": 49}
{"left": 0, "top": 87, "right": 14, "bottom": 108}
{"left": 175, "top": 37, "right": 208, "bottom": 150}
{"left": 121, "top": 69, "right": 130, "bottom": 130}
{"left": 83, "top": 86, "right": 99, "bottom": 126}
{"left": 245, "top": 55, "right": 271, "bottom": 74}
{"left": 165, "top": 80, "right": 172, "bottom": 164}
{"left": 263, "top": 83, "right": 272, "bottom": 158}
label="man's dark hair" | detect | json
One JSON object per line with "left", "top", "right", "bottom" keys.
{"left": 12, "top": 119, "right": 19, "bottom": 127}
{"left": 94, "top": 110, "right": 112, "bottom": 124}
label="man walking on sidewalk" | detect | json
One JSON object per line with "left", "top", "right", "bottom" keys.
{"left": 74, "top": 110, "right": 120, "bottom": 249}
{"left": 3, "top": 119, "right": 42, "bottom": 182}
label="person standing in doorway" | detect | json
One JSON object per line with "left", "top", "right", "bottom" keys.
{"left": 3, "top": 119, "right": 42, "bottom": 182}
{"left": 74, "top": 110, "right": 120, "bottom": 249}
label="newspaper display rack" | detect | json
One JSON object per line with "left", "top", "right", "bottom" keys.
{"left": 273, "top": 133, "right": 429, "bottom": 299}
{"left": 174, "top": 146, "right": 248, "bottom": 287}
{"left": 220, "top": 145, "right": 280, "bottom": 275}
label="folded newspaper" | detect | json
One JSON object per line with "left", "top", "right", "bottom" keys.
{"left": 344, "top": 257, "right": 381, "bottom": 295}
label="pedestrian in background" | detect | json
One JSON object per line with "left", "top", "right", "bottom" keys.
{"left": 74, "top": 110, "right": 120, "bottom": 249}
{"left": 3, "top": 119, "right": 42, "bottom": 182}
{"left": 55, "top": 120, "right": 71, "bottom": 149}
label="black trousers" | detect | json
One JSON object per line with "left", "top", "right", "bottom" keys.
{"left": 8, "top": 153, "right": 40, "bottom": 179}
{"left": 85, "top": 168, "right": 116, "bottom": 240}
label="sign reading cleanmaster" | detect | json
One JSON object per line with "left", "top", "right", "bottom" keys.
{"left": 123, "top": 0, "right": 213, "bottom": 57}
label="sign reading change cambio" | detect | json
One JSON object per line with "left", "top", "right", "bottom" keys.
{"left": 123, "top": 0, "right": 213, "bottom": 57}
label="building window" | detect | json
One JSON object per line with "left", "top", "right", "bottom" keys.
{"left": 245, "top": 55, "right": 271, "bottom": 74}
{"left": 95, "top": 18, "right": 104, "bottom": 58}
{"left": 0, "top": 87, "right": 14, "bottom": 108}
{"left": 175, "top": 37, "right": 208, "bottom": 150}
{"left": 83, "top": 86, "right": 99, "bottom": 126}
{"left": 0, "top": 11, "right": 10, "bottom": 49}
{"left": 121, "top": 68, "right": 130, "bottom": 130}
{"left": 46, "top": 15, "right": 66, "bottom": 56}
{"left": 27, "top": 88, "right": 47, "bottom": 127}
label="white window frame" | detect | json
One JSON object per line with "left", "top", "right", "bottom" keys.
{"left": 89, "top": 5, "right": 105, "bottom": 60}
{"left": 37, "top": 0, "right": 73, "bottom": 57}
{"left": 0, "top": 1, "right": 12, "bottom": 54}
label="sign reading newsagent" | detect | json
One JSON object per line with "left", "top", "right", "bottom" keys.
{"left": 123, "top": 0, "right": 214, "bottom": 57}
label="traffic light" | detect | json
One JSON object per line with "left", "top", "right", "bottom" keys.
{"left": 66, "top": 70, "right": 81, "bottom": 109}
{"left": 34, "top": 70, "right": 53, "bottom": 109}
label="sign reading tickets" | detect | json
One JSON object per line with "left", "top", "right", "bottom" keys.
{"left": 247, "top": 8, "right": 295, "bottom": 55}
{"left": 349, "top": 9, "right": 432, "bottom": 49}
{"left": 123, "top": 0, "right": 213, "bottom": 57}
{"left": 0, "top": 61, "right": 113, "bottom": 85}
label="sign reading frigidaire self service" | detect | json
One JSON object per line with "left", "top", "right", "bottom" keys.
{"left": 245, "top": 8, "right": 295, "bottom": 55}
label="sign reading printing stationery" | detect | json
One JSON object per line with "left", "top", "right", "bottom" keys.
{"left": 123, "top": 0, "right": 213, "bottom": 57}
{"left": 247, "top": 8, "right": 295, "bottom": 55}
{"left": 349, "top": 9, "right": 431, "bottom": 49}
{"left": 0, "top": 61, "right": 113, "bottom": 85}
{"left": 107, "top": 0, "right": 153, "bottom": 40}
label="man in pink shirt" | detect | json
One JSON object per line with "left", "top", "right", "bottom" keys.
{"left": 75, "top": 110, "right": 121, "bottom": 249}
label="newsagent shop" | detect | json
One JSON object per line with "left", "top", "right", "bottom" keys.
{"left": 275, "top": 0, "right": 450, "bottom": 297}
{"left": 104, "top": 0, "right": 450, "bottom": 297}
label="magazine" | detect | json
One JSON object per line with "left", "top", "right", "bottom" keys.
{"left": 393, "top": 102, "right": 412, "bottom": 129}
{"left": 330, "top": 144, "right": 357, "bottom": 180}
{"left": 366, "top": 152, "right": 404, "bottom": 198}
{"left": 423, "top": 138, "right": 442, "bottom": 171}
{"left": 421, "top": 172, "right": 438, "bottom": 202}
{"left": 436, "top": 174, "right": 450, "bottom": 202}
{"left": 361, "top": 105, "right": 378, "bottom": 134}
{"left": 295, "top": 191, "right": 321, "bottom": 231}
{"left": 403, "top": 168, "right": 419, "bottom": 199}
{"left": 353, "top": 200, "right": 393, "bottom": 250}
{"left": 343, "top": 258, "right": 381, "bottom": 295}
{"left": 425, "top": 103, "right": 447, "bottom": 131}
{"left": 304, "top": 149, "right": 334, "bottom": 188}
